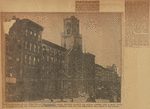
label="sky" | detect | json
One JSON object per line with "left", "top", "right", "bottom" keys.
{"left": 3, "top": 12, "right": 122, "bottom": 76}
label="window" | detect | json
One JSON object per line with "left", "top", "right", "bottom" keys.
{"left": 30, "top": 43, "right": 32, "bottom": 51}
{"left": 46, "top": 47, "right": 50, "bottom": 52}
{"left": 29, "top": 56, "right": 31, "bottom": 65}
{"left": 30, "top": 31, "right": 33, "bottom": 35}
{"left": 38, "top": 46, "right": 40, "bottom": 53}
{"left": 43, "top": 46, "right": 46, "bottom": 51}
{"left": 51, "top": 49, "right": 54, "bottom": 55}
{"left": 56, "top": 50, "right": 58, "bottom": 56}
{"left": 10, "top": 73, "right": 13, "bottom": 77}
{"left": 38, "top": 58, "right": 40, "bottom": 62}
{"left": 47, "top": 56, "right": 49, "bottom": 61}
{"left": 34, "top": 32, "right": 36, "bottom": 37}
{"left": 26, "top": 29, "right": 28, "bottom": 36}
{"left": 8, "top": 56, "right": 12, "bottom": 60}
{"left": 20, "top": 69, "right": 22, "bottom": 76}
{"left": 34, "top": 45, "right": 36, "bottom": 52}
{"left": 33, "top": 57, "right": 35, "bottom": 65}
{"left": 42, "top": 66, "right": 44, "bottom": 70}
{"left": 66, "top": 22, "right": 71, "bottom": 35}
{"left": 47, "top": 67, "right": 49, "bottom": 74}
{"left": 51, "top": 57, "right": 54, "bottom": 62}
{"left": 25, "top": 55, "right": 27, "bottom": 63}
{"left": 38, "top": 35, "right": 41, "bottom": 41}
{"left": 16, "top": 57, "right": 20, "bottom": 62}
{"left": 25, "top": 42, "right": 27, "bottom": 49}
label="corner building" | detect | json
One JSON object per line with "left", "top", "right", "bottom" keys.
{"left": 5, "top": 18, "right": 43, "bottom": 101}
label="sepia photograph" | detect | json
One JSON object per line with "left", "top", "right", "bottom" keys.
{"left": 2, "top": 12, "right": 122, "bottom": 105}
{"left": 1, "top": 0, "right": 150, "bottom": 109}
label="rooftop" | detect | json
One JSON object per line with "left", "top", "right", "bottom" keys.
{"left": 95, "top": 64, "right": 113, "bottom": 71}
{"left": 83, "top": 52, "right": 95, "bottom": 57}
{"left": 42, "top": 39, "right": 66, "bottom": 51}
{"left": 10, "top": 18, "right": 44, "bottom": 31}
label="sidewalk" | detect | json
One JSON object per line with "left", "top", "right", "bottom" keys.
{"left": 24, "top": 98, "right": 110, "bottom": 103}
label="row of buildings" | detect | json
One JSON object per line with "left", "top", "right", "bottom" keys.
{"left": 5, "top": 16, "right": 121, "bottom": 102}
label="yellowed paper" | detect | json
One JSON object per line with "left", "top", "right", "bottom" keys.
{"left": 1, "top": 0, "right": 150, "bottom": 109}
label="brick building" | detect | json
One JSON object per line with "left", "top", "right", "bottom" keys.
{"left": 82, "top": 53, "right": 95, "bottom": 94}
{"left": 5, "top": 17, "right": 44, "bottom": 101}
{"left": 94, "top": 64, "right": 120, "bottom": 101}
{"left": 95, "top": 64, "right": 109, "bottom": 89}
{"left": 41, "top": 39, "right": 68, "bottom": 99}
{"left": 5, "top": 16, "right": 121, "bottom": 102}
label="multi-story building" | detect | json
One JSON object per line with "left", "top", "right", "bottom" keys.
{"left": 41, "top": 39, "right": 68, "bottom": 99}
{"left": 95, "top": 64, "right": 109, "bottom": 89}
{"left": 82, "top": 53, "right": 95, "bottom": 94}
{"left": 95, "top": 64, "right": 120, "bottom": 101}
{"left": 5, "top": 16, "right": 121, "bottom": 102}
{"left": 5, "top": 17, "right": 44, "bottom": 101}
{"left": 5, "top": 33, "right": 17, "bottom": 101}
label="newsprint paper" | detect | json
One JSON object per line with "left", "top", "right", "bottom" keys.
{"left": 0, "top": 0, "right": 150, "bottom": 109}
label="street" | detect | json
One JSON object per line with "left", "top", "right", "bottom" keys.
{"left": 25, "top": 97, "right": 110, "bottom": 103}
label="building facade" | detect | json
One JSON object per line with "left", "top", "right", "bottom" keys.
{"left": 94, "top": 64, "right": 120, "bottom": 101}
{"left": 82, "top": 53, "right": 95, "bottom": 95}
{"left": 5, "top": 16, "right": 121, "bottom": 102}
{"left": 41, "top": 39, "right": 68, "bottom": 99}
{"left": 5, "top": 17, "right": 43, "bottom": 101}
{"left": 61, "top": 16, "right": 83, "bottom": 97}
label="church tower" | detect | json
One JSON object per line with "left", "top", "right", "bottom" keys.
{"left": 61, "top": 16, "right": 83, "bottom": 97}
{"left": 61, "top": 16, "right": 82, "bottom": 51}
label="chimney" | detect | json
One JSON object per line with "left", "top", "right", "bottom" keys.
{"left": 12, "top": 16, "right": 20, "bottom": 22}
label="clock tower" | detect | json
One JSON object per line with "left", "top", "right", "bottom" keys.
{"left": 61, "top": 16, "right": 83, "bottom": 97}
{"left": 61, "top": 16, "right": 81, "bottom": 51}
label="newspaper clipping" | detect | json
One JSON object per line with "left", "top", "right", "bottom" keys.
{"left": 2, "top": 11, "right": 122, "bottom": 108}
{"left": 1, "top": 0, "right": 150, "bottom": 109}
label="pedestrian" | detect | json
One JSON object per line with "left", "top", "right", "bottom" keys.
{"left": 60, "top": 96, "right": 63, "bottom": 102}
{"left": 71, "top": 98, "right": 73, "bottom": 102}
{"left": 86, "top": 93, "right": 96, "bottom": 102}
